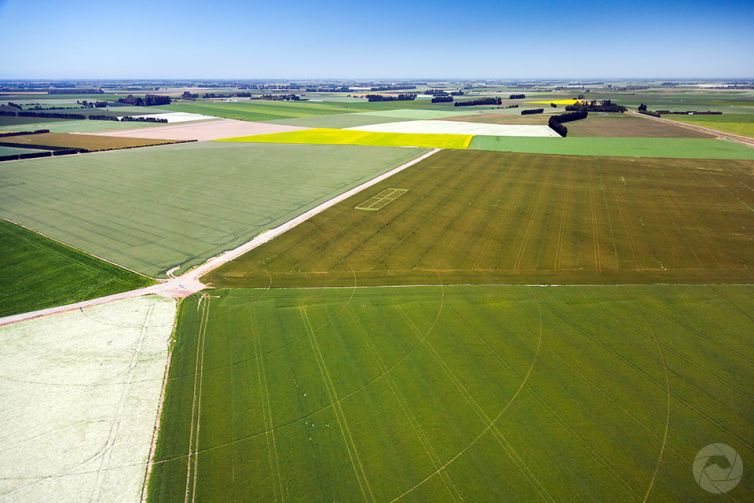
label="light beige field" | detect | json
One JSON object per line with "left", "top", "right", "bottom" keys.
{"left": 95, "top": 118, "right": 307, "bottom": 141}
{"left": 0, "top": 296, "right": 176, "bottom": 502}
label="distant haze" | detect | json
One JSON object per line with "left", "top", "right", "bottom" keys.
{"left": 1, "top": 0, "right": 752, "bottom": 79}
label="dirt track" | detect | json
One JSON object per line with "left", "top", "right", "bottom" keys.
{"left": 628, "top": 110, "right": 754, "bottom": 147}
{"left": 0, "top": 148, "right": 440, "bottom": 327}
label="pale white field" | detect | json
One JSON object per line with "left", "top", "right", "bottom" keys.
{"left": 0, "top": 296, "right": 176, "bottom": 503}
{"left": 129, "top": 112, "right": 215, "bottom": 123}
{"left": 349, "top": 119, "right": 560, "bottom": 137}
{"left": 95, "top": 118, "right": 306, "bottom": 141}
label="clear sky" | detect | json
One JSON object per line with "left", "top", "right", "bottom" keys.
{"left": 0, "top": 0, "right": 752, "bottom": 79}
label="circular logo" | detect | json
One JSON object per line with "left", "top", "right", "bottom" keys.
{"left": 693, "top": 443, "right": 743, "bottom": 494}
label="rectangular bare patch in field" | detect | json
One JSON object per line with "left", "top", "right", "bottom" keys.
{"left": 355, "top": 188, "right": 408, "bottom": 211}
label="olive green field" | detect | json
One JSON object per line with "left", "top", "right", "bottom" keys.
{"left": 206, "top": 150, "right": 754, "bottom": 288}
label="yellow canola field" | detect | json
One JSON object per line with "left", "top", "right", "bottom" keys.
{"left": 217, "top": 128, "right": 473, "bottom": 149}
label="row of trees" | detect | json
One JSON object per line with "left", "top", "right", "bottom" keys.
{"left": 547, "top": 110, "right": 588, "bottom": 137}
{"left": 366, "top": 94, "right": 417, "bottom": 102}
{"left": 48, "top": 88, "right": 103, "bottom": 94}
{"left": 117, "top": 95, "right": 172, "bottom": 106}
{"left": 565, "top": 99, "right": 626, "bottom": 113}
{"left": 431, "top": 96, "right": 454, "bottom": 103}
{"left": 509, "top": 94, "right": 526, "bottom": 99}
{"left": 521, "top": 108, "right": 544, "bottom": 115}
{"left": 455, "top": 97, "right": 502, "bottom": 107}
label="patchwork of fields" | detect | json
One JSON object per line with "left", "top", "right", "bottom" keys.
{"left": 1, "top": 86, "right": 753, "bottom": 503}
{"left": 0, "top": 142, "right": 427, "bottom": 277}
{"left": 148, "top": 285, "right": 754, "bottom": 502}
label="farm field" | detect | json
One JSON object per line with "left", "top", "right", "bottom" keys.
{"left": 220, "top": 128, "right": 472, "bottom": 149}
{"left": 445, "top": 113, "right": 553, "bottom": 125}
{"left": 0, "top": 219, "right": 152, "bottom": 316}
{"left": 470, "top": 136, "right": 754, "bottom": 159}
{"left": 0, "top": 142, "right": 427, "bottom": 277}
{"left": 668, "top": 113, "right": 754, "bottom": 138}
{"left": 94, "top": 118, "right": 306, "bottom": 141}
{"left": 0, "top": 132, "right": 184, "bottom": 151}
{"left": 348, "top": 119, "right": 559, "bottom": 137}
{"left": 0, "top": 119, "right": 163, "bottom": 134}
{"left": 0, "top": 145, "right": 47, "bottom": 157}
{"left": 148, "top": 284, "right": 754, "bottom": 502}
{"left": 0, "top": 115, "right": 64, "bottom": 127}
{"left": 267, "top": 112, "right": 425, "bottom": 129}
{"left": 205, "top": 149, "right": 754, "bottom": 288}
{"left": 564, "top": 114, "right": 713, "bottom": 138}
{"left": 164, "top": 100, "right": 376, "bottom": 122}
{"left": 0, "top": 295, "right": 176, "bottom": 502}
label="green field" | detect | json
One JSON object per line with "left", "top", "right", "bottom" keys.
{"left": 470, "top": 136, "right": 754, "bottom": 159}
{"left": 0, "top": 219, "right": 152, "bottom": 316}
{"left": 164, "top": 100, "right": 376, "bottom": 122}
{"left": 165, "top": 100, "right": 496, "bottom": 123}
{"left": 564, "top": 114, "right": 711, "bottom": 138}
{"left": 148, "top": 284, "right": 754, "bottom": 502}
{"left": 205, "top": 150, "right": 754, "bottom": 288}
{"left": 0, "top": 142, "right": 426, "bottom": 277}
{"left": 669, "top": 114, "right": 754, "bottom": 138}
{"left": 0, "top": 115, "right": 64, "bottom": 127}
{"left": 219, "top": 128, "right": 472, "bottom": 149}
{"left": 0, "top": 145, "right": 47, "bottom": 157}
{"left": 0, "top": 119, "right": 163, "bottom": 133}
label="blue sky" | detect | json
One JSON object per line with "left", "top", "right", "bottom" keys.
{"left": 0, "top": 0, "right": 752, "bottom": 79}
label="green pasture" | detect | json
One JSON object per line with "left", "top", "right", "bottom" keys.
{"left": 148, "top": 284, "right": 754, "bottom": 502}
{"left": 0, "top": 219, "right": 152, "bottom": 316}
{"left": 0, "top": 142, "right": 426, "bottom": 277}
{"left": 470, "top": 136, "right": 754, "bottom": 159}
{"left": 669, "top": 114, "right": 754, "bottom": 138}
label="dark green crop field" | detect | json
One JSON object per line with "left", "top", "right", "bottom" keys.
{"left": 205, "top": 150, "right": 754, "bottom": 288}
{"left": 0, "top": 219, "right": 152, "bottom": 316}
{"left": 148, "top": 284, "right": 754, "bottom": 502}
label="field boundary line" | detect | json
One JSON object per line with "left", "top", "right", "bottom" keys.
{"left": 0, "top": 149, "right": 441, "bottom": 328}
{"left": 627, "top": 110, "right": 754, "bottom": 147}
{"left": 141, "top": 301, "right": 180, "bottom": 503}
{"left": 0, "top": 217, "right": 153, "bottom": 280}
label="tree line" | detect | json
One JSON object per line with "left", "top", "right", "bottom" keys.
{"left": 547, "top": 110, "right": 588, "bottom": 137}
{"left": 454, "top": 97, "right": 501, "bottom": 107}
{"left": 366, "top": 94, "right": 417, "bottom": 102}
